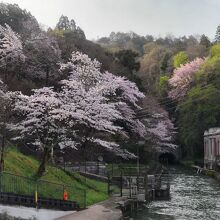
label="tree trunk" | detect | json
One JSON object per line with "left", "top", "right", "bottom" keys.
{"left": 45, "top": 66, "right": 50, "bottom": 87}
{"left": 37, "top": 148, "right": 50, "bottom": 177}
{"left": 50, "top": 147, "right": 55, "bottom": 164}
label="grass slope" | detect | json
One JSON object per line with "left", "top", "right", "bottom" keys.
{"left": 3, "top": 148, "right": 108, "bottom": 207}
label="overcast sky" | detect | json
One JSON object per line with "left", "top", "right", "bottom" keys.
{"left": 2, "top": 0, "right": 220, "bottom": 40}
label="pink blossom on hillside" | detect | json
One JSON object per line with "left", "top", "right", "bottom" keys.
{"left": 59, "top": 51, "right": 146, "bottom": 156}
{"left": 169, "top": 58, "right": 205, "bottom": 101}
{"left": 141, "top": 95, "right": 178, "bottom": 153}
{"left": 146, "top": 113, "right": 178, "bottom": 153}
{"left": 101, "top": 71, "right": 145, "bottom": 107}
{"left": 11, "top": 87, "right": 66, "bottom": 149}
{"left": 0, "top": 24, "right": 25, "bottom": 67}
{"left": 60, "top": 51, "right": 146, "bottom": 139}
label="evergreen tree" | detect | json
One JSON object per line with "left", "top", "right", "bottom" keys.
{"left": 215, "top": 25, "right": 220, "bottom": 43}
{"left": 200, "top": 35, "right": 211, "bottom": 48}
{"left": 56, "top": 15, "right": 70, "bottom": 30}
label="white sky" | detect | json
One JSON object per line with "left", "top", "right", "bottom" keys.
{"left": 2, "top": 0, "right": 220, "bottom": 40}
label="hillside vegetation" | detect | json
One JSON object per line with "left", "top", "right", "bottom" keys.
{"left": 3, "top": 147, "right": 108, "bottom": 207}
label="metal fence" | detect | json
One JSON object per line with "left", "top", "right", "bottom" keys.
{"left": 107, "top": 164, "right": 148, "bottom": 177}
{"left": 0, "top": 172, "right": 86, "bottom": 208}
{"left": 64, "top": 162, "right": 108, "bottom": 176}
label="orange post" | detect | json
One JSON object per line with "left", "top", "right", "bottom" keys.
{"left": 63, "top": 190, "right": 68, "bottom": 201}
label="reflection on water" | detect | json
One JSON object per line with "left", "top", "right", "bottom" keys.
{"left": 133, "top": 166, "right": 220, "bottom": 220}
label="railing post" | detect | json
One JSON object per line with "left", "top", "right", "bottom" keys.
{"left": 63, "top": 184, "right": 65, "bottom": 200}
{"left": 84, "top": 189, "right": 86, "bottom": 209}
{"left": 111, "top": 163, "right": 113, "bottom": 176}
{"left": 129, "top": 177, "right": 132, "bottom": 198}
{"left": 0, "top": 172, "right": 2, "bottom": 193}
{"left": 107, "top": 174, "right": 110, "bottom": 195}
{"left": 144, "top": 172, "right": 148, "bottom": 201}
{"left": 35, "top": 180, "right": 38, "bottom": 209}
{"left": 120, "top": 170, "right": 123, "bottom": 197}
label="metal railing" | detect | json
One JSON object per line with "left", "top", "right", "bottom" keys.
{"left": 0, "top": 172, "right": 86, "bottom": 208}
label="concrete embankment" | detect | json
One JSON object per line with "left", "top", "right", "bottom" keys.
{"left": 191, "top": 165, "right": 220, "bottom": 181}
{"left": 55, "top": 197, "right": 123, "bottom": 220}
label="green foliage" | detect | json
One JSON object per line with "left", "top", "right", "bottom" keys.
{"left": 160, "top": 52, "right": 171, "bottom": 74}
{"left": 158, "top": 75, "right": 169, "bottom": 97}
{"left": 140, "top": 45, "right": 172, "bottom": 94}
{"left": 114, "top": 49, "right": 143, "bottom": 90}
{"left": 210, "top": 44, "right": 220, "bottom": 58}
{"left": 177, "top": 44, "right": 220, "bottom": 158}
{"left": 173, "top": 51, "right": 189, "bottom": 68}
{"left": 179, "top": 85, "right": 220, "bottom": 157}
{"left": 196, "top": 46, "right": 220, "bottom": 88}
{"left": 115, "top": 50, "right": 140, "bottom": 72}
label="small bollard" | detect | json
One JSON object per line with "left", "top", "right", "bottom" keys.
{"left": 35, "top": 190, "right": 38, "bottom": 207}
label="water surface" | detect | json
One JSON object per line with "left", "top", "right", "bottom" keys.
{"left": 133, "top": 167, "right": 220, "bottom": 220}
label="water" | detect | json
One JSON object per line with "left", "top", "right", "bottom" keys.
{"left": 132, "top": 166, "right": 220, "bottom": 220}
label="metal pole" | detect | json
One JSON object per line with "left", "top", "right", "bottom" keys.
{"left": 137, "top": 145, "right": 139, "bottom": 192}
{"left": 120, "top": 170, "right": 123, "bottom": 197}
{"left": 84, "top": 147, "right": 87, "bottom": 208}
{"left": 0, "top": 172, "right": 2, "bottom": 193}
{"left": 111, "top": 163, "right": 113, "bottom": 176}
{"left": 137, "top": 145, "right": 140, "bottom": 175}
{"left": 144, "top": 172, "right": 148, "bottom": 201}
{"left": 107, "top": 174, "right": 110, "bottom": 195}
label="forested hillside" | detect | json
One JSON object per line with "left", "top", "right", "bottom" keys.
{"left": 0, "top": 2, "right": 219, "bottom": 173}
{"left": 97, "top": 28, "right": 220, "bottom": 159}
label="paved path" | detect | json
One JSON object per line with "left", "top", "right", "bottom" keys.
{"left": 55, "top": 197, "right": 123, "bottom": 220}
{"left": 0, "top": 204, "right": 75, "bottom": 220}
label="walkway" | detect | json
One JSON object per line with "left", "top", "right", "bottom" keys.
{"left": 55, "top": 197, "right": 123, "bottom": 220}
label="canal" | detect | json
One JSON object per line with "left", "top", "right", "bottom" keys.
{"left": 132, "top": 166, "right": 220, "bottom": 220}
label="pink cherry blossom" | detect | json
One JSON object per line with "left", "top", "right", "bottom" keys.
{"left": 169, "top": 58, "right": 205, "bottom": 101}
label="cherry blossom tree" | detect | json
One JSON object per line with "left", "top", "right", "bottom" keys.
{"left": 59, "top": 82, "right": 125, "bottom": 162}
{"left": 140, "top": 95, "right": 178, "bottom": 155}
{"left": 24, "top": 31, "right": 61, "bottom": 85}
{"left": 59, "top": 51, "right": 145, "bottom": 157}
{"left": 11, "top": 87, "right": 67, "bottom": 176}
{"left": 101, "top": 72, "right": 146, "bottom": 138}
{"left": 168, "top": 58, "right": 205, "bottom": 101}
{"left": 0, "top": 24, "right": 25, "bottom": 77}
{"left": 10, "top": 51, "right": 145, "bottom": 176}
{"left": 145, "top": 113, "right": 177, "bottom": 154}
{"left": 0, "top": 80, "right": 18, "bottom": 171}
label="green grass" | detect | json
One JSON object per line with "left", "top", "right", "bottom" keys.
{"left": 3, "top": 147, "right": 108, "bottom": 207}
